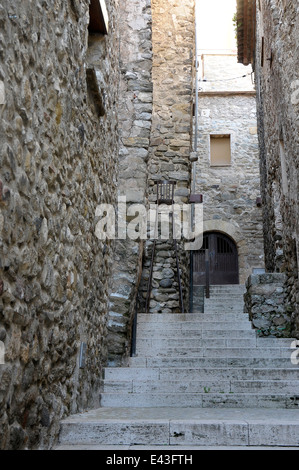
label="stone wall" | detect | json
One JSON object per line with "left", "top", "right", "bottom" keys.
{"left": 244, "top": 273, "right": 291, "bottom": 337}
{"left": 106, "top": 0, "right": 153, "bottom": 366}
{"left": 254, "top": 0, "right": 299, "bottom": 337}
{"left": 195, "top": 55, "right": 265, "bottom": 284}
{"left": 0, "top": 0, "right": 119, "bottom": 449}
{"left": 138, "top": 0, "right": 195, "bottom": 313}
{"left": 199, "top": 54, "right": 254, "bottom": 92}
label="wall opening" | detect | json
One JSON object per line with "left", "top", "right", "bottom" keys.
{"left": 193, "top": 231, "right": 239, "bottom": 285}
{"left": 86, "top": 0, "right": 109, "bottom": 117}
{"left": 210, "top": 134, "right": 231, "bottom": 166}
{"left": 89, "top": 0, "right": 109, "bottom": 34}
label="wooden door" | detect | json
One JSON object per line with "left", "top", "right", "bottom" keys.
{"left": 193, "top": 232, "right": 239, "bottom": 285}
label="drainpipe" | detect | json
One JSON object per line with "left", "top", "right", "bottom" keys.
{"left": 190, "top": 0, "right": 199, "bottom": 312}
{"left": 193, "top": 0, "right": 199, "bottom": 193}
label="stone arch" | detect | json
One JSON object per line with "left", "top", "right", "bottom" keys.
{"left": 201, "top": 219, "right": 249, "bottom": 284}
{"left": 203, "top": 219, "right": 241, "bottom": 243}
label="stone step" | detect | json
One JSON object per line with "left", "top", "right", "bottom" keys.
{"left": 199, "top": 293, "right": 244, "bottom": 297}
{"left": 206, "top": 300, "right": 245, "bottom": 303}
{"left": 204, "top": 308, "right": 245, "bottom": 312}
{"left": 134, "top": 347, "right": 293, "bottom": 358}
{"left": 135, "top": 329, "right": 257, "bottom": 339}
{"left": 205, "top": 295, "right": 244, "bottom": 298}
{"left": 103, "top": 379, "right": 299, "bottom": 394}
{"left": 129, "top": 357, "right": 297, "bottom": 368}
{"left": 207, "top": 291, "right": 245, "bottom": 294}
{"left": 104, "top": 367, "right": 299, "bottom": 382}
{"left": 206, "top": 284, "right": 246, "bottom": 289}
{"left": 100, "top": 392, "right": 299, "bottom": 408}
{"left": 203, "top": 310, "right": 246, "bottom": 315}
{"left": 205, "top": 296, "right": 245, "bottom": 300}
{"left": 137, "top": 313, "right": 249, "bottom": 321}
{"left": 205, "top": 291, "right": 245, "bottom": 296}
{"left": 257, "top": 338, "right": 296, "bottom": 347}
{"left": 203, "top": 310, "right": 246, "bottom": 314}
{"left": 54, "top": 444, "right": 299, "bottom": 450}
{"left": 205, "top": 300, "right": 245, "bottom": 303}
{"left": 136, "top": 337, "right": 294, "bottom": 349}
{"left": 205, "top": 288, "right": 245, "bottom": 292}
{"left": 205, "top": 299, "right": 245, "bottom": 304}
{"left": 136, "top": 338, "right": 258, "bottom": 349}
{"left": 137, "top": 320, "right": 253, "bottom": 332}
{"left": 204, "top": 303, "right": 245, "bottom": 308}
{"left": 203, "top": 298, "right": 245, "bottom": 303}
{"left": 206, "top": 297, "right": 245, "bottom": 300}
{"left": 57, "top": 408, "right": 299, "bottom": 447}
{"left": 203, "top": 307, "right": 246, "bottom": 312}
{"left": 205, "top": 299, "right": 244, "bottom": 313}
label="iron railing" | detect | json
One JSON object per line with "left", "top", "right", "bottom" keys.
{"left": 205, "top": 249, "right": 210, "bottom": 298}
{"left": 145, "top": 181, "right": 184, "bottom": 314}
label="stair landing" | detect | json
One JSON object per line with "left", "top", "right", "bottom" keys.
{"left": 56, "top": 407, "right": 299, "bottom": 449}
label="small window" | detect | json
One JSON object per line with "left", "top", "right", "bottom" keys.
{"left": 89, "top": 0, "right": 109, "bottom": 35}
{"left": 86, "top": 0, "right": 109, "bottom": 116}
{"left": 210, "top": 135, "right": 231, "bottom": 166}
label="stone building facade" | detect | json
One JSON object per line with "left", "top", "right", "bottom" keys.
{"left": 237, "top": 0, "right": 299, "bottom": 337}
{"left": 195, "top": 54, "right": 265, "bottom": 286}
{"left": 0, "top": 0, "right": 120, "bottom": 449}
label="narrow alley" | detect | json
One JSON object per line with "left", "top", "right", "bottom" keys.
{"left": 0, "top": 0, "right": 298, "bottom": 451}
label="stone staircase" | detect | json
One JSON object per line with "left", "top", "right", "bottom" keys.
{"left": 56, "top": 285, "right": 299, "bottom": 449}
{"left": 203, "top": 284, "right": 247, "bottom": 313}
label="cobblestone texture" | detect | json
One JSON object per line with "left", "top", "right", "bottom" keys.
{"left": 255, "top": 0, "right": 299, "bottom": 337}
{"left": 0, "top": 0, "right": 119, "bottom": 449}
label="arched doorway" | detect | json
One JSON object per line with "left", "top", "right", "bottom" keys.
{"left": 193, "top": 232, "right": 239, "bottom": 285}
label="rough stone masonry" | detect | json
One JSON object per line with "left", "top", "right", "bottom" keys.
{"left": 0, "top": 0, "right": 119, "bottom": 449}
{"left": 137, "top": 0, "right": 195, "bottom": 315}
{"left": 107, "top": 0, "right": 196, "bottom": 366}
{"left": 106, "top": 0, "right": 153, "bottom": 366}
{"left": 236, "top": 0, "right": 299, "bottom": 339}
{"left": 254, "top": 0, "right": 299, "bottom": 337}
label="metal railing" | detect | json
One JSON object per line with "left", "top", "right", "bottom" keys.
{"left": 205, "top": 249, "right": 210, "bottom": 299}
{"left": 130, "top": 303, "right": 138, "bottom": 357}
{"left": 145, "top": 181, "right": 184, "bottom": 314}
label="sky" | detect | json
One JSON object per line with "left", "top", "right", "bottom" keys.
{"left": 196, "top": 0, "right": 237, "bottom": 52}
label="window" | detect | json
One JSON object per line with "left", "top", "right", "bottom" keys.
{"left": 89, "top": 0, "right": 109, "bottom": 35}
{"left": 86, "top": 0, "right": 109, "bottom": 116}
{"left": 210, "top": 135, "right": 231, "bottom": 166}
